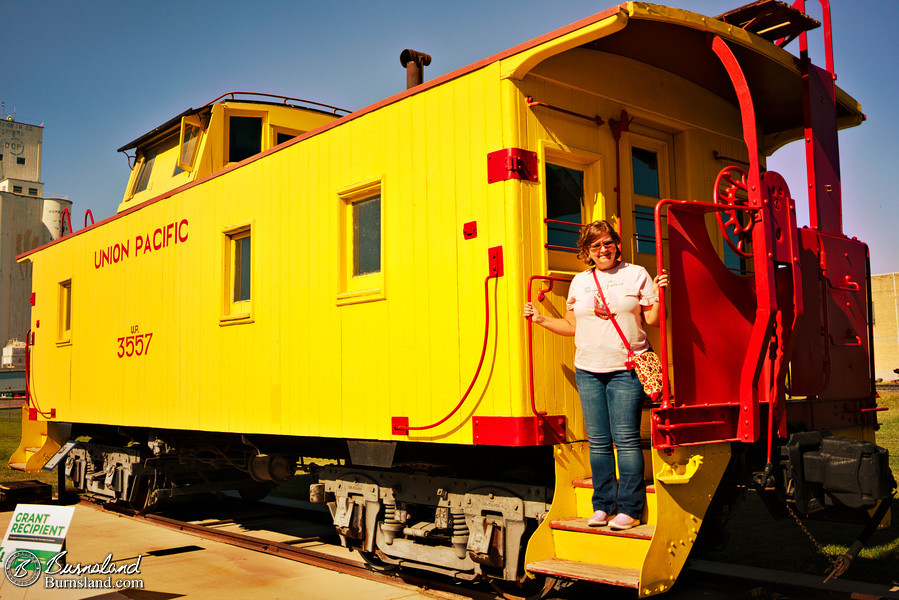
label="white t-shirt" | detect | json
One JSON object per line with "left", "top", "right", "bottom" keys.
{"left": 566, "top": 262, "right": 657, "bottom": 373}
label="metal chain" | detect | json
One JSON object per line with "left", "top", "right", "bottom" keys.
{"left": 784, "top": 502, "right": 841, "bottom": 570}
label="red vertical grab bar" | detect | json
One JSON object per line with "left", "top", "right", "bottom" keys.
{"left": 525, "top": 275, "right": 573, "bottom": 417}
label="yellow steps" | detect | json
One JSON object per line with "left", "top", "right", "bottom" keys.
{"left": 527, "top": 557, "right": 640, "bottom": 588}
{"left": 525, "top": 442, "right": 732, "bottom": 597}
{"left": 538, "top": 481, "right": 655, "bottom": 574}
{"left": 8, "top": 407, "right": 62, "bottom": 473}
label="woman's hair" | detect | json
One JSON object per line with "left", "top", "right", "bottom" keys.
{"left": 576, "top": 220, "right": 621, "bottom": 265}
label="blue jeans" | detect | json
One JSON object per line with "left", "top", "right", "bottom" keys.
{"left": 574, "top": 368, "right": 645, "bottom": 518}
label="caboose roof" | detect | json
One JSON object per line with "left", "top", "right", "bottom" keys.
{"left": 495, "top": 1, "right": 862, "bottom": 153}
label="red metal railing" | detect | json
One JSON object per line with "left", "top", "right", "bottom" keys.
{"left": 793, "top": 0, "right": 835, "bottom": 75}
{"left": 653, "top": 199, "right": 763, "bottom": 414}
{"left": 525, "top": 275, "right": 573, "bottom": 417}
{"left": 60, "top": 209, "right": 72, "bottom": 238}
{"left": 58, "top": 208, "right": 97, "bottom": 238}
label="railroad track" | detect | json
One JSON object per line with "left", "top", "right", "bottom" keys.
{"left": 84, "top": 497, "right": 504, "bottom": 600}
{"left": 81, "top": 497, "right": 898, "bottom": 600}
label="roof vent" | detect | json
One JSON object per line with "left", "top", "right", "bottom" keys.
{"left": 400, "top": 49, "right": 432, "bottom": 89}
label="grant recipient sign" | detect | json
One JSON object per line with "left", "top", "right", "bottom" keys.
{"left": 0, "top": 504, "right": 75, "bottom": 574}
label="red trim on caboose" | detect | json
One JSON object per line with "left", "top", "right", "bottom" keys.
{"left": 471, "top": 415, "right": 566, "bottom": 446}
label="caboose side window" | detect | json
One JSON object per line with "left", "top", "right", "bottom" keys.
{"left": 541, "top": 146, "right": 601, "bottom": 274}
{"left": 337, "top": 179, "right": 385, "bottom": 305}
{"left": 229, "top": 116, "right": 262, "bottom": 163}
{"left": 545, "top": 163, "right": 584, "bottom": 253}
{"left": 175, "top": 115, "right": 202, "bottom": 174}
{"left": 233, "top": 234, "right": 251, "bottom": 302}
{"left": 58, "top": 279, "right": 72, "bottom": 344}
{"left": 353, "top": 196, "right": 381, "bottom": 276}
{"left": 134, "top": 151, "right": 156, "bottom": 194}
{"left": 273, "top": 126, "right": 303, "bottom": 147}
{"left": 221, "top": 224, "right": 253, "bottom": 324}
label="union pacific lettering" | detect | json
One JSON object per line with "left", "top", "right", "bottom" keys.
{"left": 94, "top": 219, "right": 189, "bottom": 269}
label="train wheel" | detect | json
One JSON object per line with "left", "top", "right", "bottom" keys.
{"left": 489, "top": 575, "right": 564, "bottom": 600}
{"left": 128, "top": 476, "right": 157, "bottom": 513}
{"left": 357, "top": 550, "right": 398, "bottom": 572}
{"left": 237, "top": 486, "right": 270, "bottom": 502}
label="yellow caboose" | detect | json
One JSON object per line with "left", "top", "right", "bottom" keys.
{"left": 13, "top": 2, "right": 890, "bottom": 596}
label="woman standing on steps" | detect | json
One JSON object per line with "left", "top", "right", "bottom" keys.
{"left": 524, "top": 220, "right": 667, "bottom": 531}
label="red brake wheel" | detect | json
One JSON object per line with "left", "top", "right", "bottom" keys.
{"left": 713, "top": 166, "right": 754, "bottom": 258}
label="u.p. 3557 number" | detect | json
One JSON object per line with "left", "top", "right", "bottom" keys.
{"left": 116, "top": 333, "right": 153, "bottom": 358}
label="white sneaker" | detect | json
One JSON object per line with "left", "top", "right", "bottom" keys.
{"left": 608, "top": 513, "right": 639, "bottom": 530}
{"left": 587, "top": 510, "right": 609, "bottom": 526}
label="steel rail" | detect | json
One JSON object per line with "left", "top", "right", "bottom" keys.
{"left": 81, "top": 500, "right": 496, "bottom": 600}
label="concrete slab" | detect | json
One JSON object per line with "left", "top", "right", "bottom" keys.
{"left": 0, "top": 505, "right": 443, "bottom": 599}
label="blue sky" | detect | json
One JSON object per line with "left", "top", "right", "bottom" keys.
{"left": 3, "top": 0, "right": 897, "bottom": 273}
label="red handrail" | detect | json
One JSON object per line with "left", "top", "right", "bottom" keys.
{"left": 399, "top": 274, "right": 498, "bottom": 433}
{"left": 793, "top": 0, "right": 835, "bottom": 75}
{"left": 654, "top": 199, "right": 763, "bottom": 412}
{"left": 525, "top": 275, "right": 573, "bottom": 417}
{"left": 24, "top": 329, "right": 54, "bottom": 418}
{"left": 60, "top": 209, "right": 72, "bottom": 238}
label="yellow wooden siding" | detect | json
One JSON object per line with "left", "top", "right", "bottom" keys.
{"left": 28, "top": 62, "right": 537, "bottom": 445}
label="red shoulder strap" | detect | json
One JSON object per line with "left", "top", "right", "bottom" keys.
{"left": 592, "top": 268, "right": 634, "bottom": 357}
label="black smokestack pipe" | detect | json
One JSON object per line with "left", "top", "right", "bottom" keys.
{"left": 400, "top": 49, "right": 432, "bottom": 89}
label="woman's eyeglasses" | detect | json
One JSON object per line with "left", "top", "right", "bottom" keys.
{"left": 589, "top": 240, "right": 616, "bottom": 250}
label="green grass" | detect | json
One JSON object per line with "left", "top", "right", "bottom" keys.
{"left": 876, "top": 390, "right": 899, "bottom": 479}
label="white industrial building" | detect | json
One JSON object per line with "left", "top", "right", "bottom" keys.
{"left": 1, "top": 114, "right": 71, "bottom": 367}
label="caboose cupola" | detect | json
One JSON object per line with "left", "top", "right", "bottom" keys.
{"left": 116, "top": 93, "right": 348, "bottom": 212}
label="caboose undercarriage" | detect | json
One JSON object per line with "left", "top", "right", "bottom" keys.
{"left": 64, "top": 430, "right": 298, "bottom": 509}
{"left": 315, "top": 464, "right": 549, "bottom": 582}
{"left": 60, "top": 425, "right": 557, "bottom": 585}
